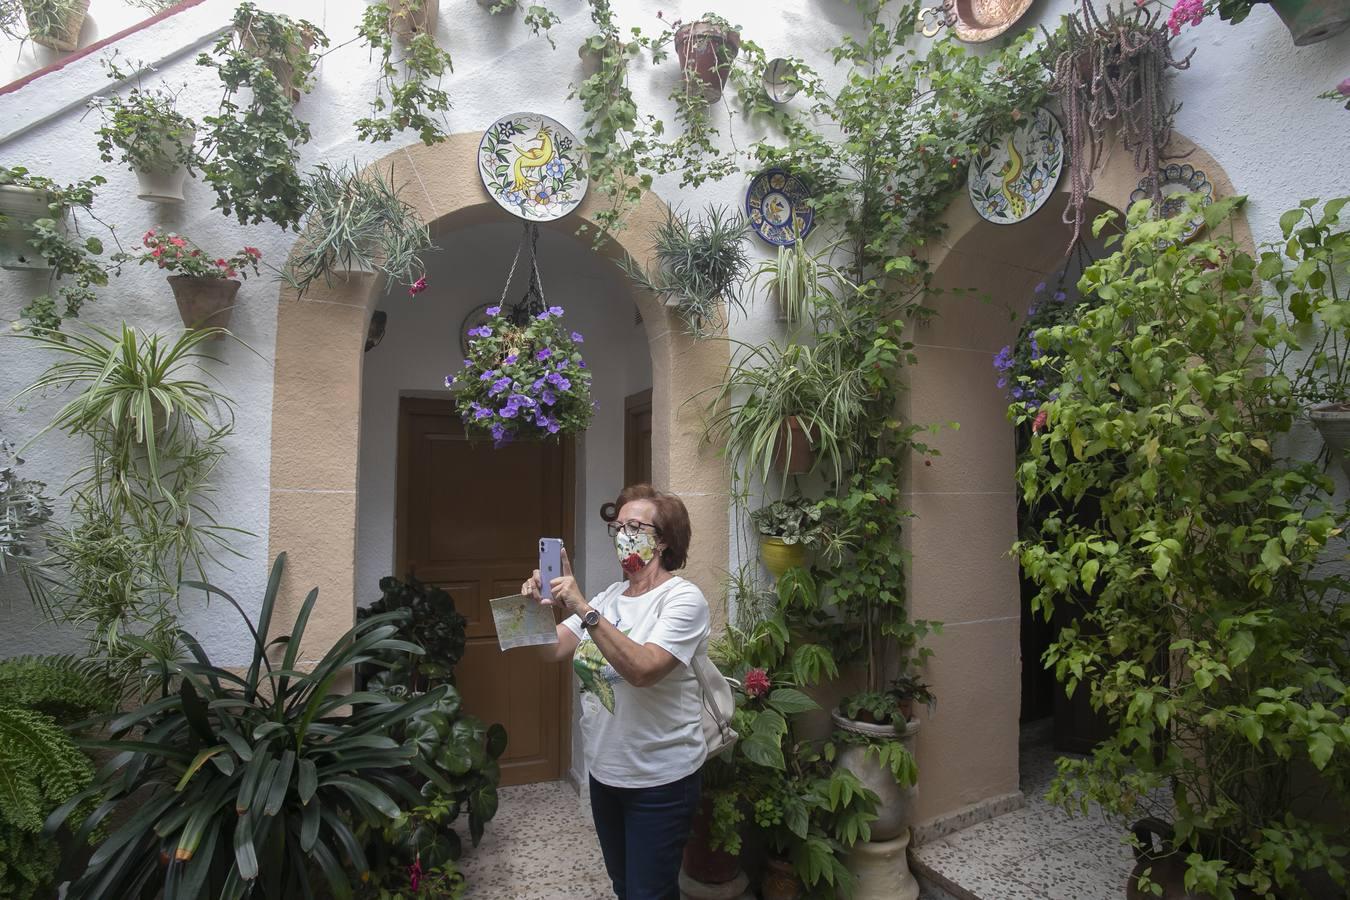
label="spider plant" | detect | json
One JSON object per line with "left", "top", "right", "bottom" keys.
{"left": 47, "top": 553, "right": 457, "bottom": 900}
{"left": 286, "top": 161, "right": 433, "bottom": 297}
{"left": 620, "top": 204, "right": 750, "bottom": 339}
{"left": 752, "top": 241, "right": 819, "bottom": 326}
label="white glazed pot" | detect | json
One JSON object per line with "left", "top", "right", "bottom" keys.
{"left": 0, "top": 185, "right": 55, "bottom": 270}
{"left": 831, "top": 713, "right": 920, "bottom": 842}
{"left": 1310, "top": 404, "right": 1350, "bottom": 482}
{"left": 135, "top": 130, "right": 196, "bottom": 204}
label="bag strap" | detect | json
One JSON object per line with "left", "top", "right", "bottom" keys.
{"left": 655, "top": 582, "right": 735, "bottom": 740}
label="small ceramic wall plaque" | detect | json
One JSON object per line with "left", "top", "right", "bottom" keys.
{"left": 967, "top": 106, "right": 1065, "bottom": 226}
{"left": 479, "top": 112, "right": 587, "bottom": 221}
{"left": 745, "top": 169, "right": 814, "bottom": 246}
{"left": 1129, "top": 163, "right": 1214, "bottom": 243}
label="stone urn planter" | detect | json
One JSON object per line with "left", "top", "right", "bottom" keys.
{"left": 26, "top": 0, "right": 90, "bottom": 51}
{"left": 167, "top": 276, "right": 240, "bottom": 331}
{"left": 390, "top": 0, "right": 437, "bottom": 41}
{"left": 134, "top": 130, "right": 196, "bottom": 204}
{"left": 759, "top": 536, "right": 806, "bottom": 579}
{"left": 759, "top": 856, "right": 802, "bottom": 900}
{"left": 1269, "top": 0, "right": 1349, "bottom": 46}
{"left": 674, "top": 20, "right": 741, "bottom": 101}
{"left": 0, "top": 184, "right": 54, "bottom": 270}
{"left": 831, "top": 712, "right": 919, "bottom": 842}
{"left": 1310, "top": 404, "right": 1350, "bottom": 482}
{"left": 772, "top": 416, "right": 815, "bottom": 475}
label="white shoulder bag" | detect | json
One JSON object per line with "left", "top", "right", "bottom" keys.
{"left": 655, "top": 582, "right": 739, "bottom": 758}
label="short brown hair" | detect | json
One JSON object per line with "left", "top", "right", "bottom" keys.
{"left": 602, "top": 483, "right": 692, "bottom": 572}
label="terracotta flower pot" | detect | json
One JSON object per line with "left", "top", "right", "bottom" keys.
{"left": 135, "top": 129, "right": 196, "bottom": 204}
{"left": 831, "top": 713, "right": 920, "bottom": 842}
{"left": 771, "top": 416, "right": 815, "bottom": 475}
{"left": 1310, "top": 403, "right": 1350, "bottom": 482}
{"left": 167, "top": 276, "right": 240, "bottom": 331}
{"left": 681, "top": 795, "right": 741, "bottom": 885}
{"left": 242, "top": 31, "right": 315, "bottom": 103}
{"left": 759, "top": 536, "right": 807, "bottom": 579}
{"left": 674, "top": 21, "right": 741, "bottom": 101}
{"left": 760, "top": 856, "right": 803, "bottom": 900}
{"left": 0, "top": 184, "right": 54, "bottom": 270}
{"left": 26, "top": 0, "right": 89, "bottom": 51}
{"left": 1268, "top": 0, "right": 1349, "bottom": 46}
{"left": 390, "top": 0, "right": 437, "bottom": 41}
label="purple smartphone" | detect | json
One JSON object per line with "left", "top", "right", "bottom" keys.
{"left": 539, "top": 538, "right": 563, "bottom": 601}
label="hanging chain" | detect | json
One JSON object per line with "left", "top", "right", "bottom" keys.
{"left": 501, "top": 223, "right": 550, "bottom": 326}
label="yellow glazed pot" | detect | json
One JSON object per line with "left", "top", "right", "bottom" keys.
{"left": 760, "top": 537, "right": 807, "bottom": 578}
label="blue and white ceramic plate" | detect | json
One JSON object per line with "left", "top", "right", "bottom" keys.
{"left": 479, "top": 112, "right": 587, "bottom": 221}
{"left": 967, "top": 106, "right": 1064, "bottom": 226}
{"left": 1129, "top": 164, "right": 1213, "bottom": 243}
{"left": 745, "top": 169, "right": 814, "bottom": 246}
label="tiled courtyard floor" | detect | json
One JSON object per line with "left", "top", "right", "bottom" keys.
{"left": 911, "top": 736, "right": 1138, "bottom": 900}
{"left": 459, "top": 780, "right": 612, "bottom": 899}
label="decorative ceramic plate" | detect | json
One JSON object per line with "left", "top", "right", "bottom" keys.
{"left": 479, "top": 113, "right": 587, "bottom": 221}
{"left": 1129, "top": 163, "right": 1213, "bottom": 243}
{"left": 951, "top": 0, "right": 1037, "bottom": 43}
{"left": 459, "top": 302, "right": 494, "bottom": 357}
{"left": 745, "top": 169, "right": 814, "bottom": 246}
{"left": 967, "top": 107, "right": 1065, "bottom": 226}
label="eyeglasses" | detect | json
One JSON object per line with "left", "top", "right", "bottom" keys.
{"left": 606, "top": 520, "right": 660, "bottom": 538}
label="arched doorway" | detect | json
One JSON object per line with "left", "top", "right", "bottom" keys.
{"left": 904, "top": 134, "right": 1249, "bottom": 838}
{"left": 262, "top": 134, "right": 732, "bottom": 675}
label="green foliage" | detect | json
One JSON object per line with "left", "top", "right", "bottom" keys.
{"left": 620, "top": 205, "right": 750, "bottom": 339}
{"left": 0, "top": 166, "right": 114, "bottom": 332}
{"left": 750, "top": 496, "right": 824, "bottom": 546}
{"left": 838, "top": 691, "right": 906, "bottom": 731}
{"left": 359, "top": 574, "right": 468, "bottom": 689}
{"left": 0, "top": 654, "right": 121, "bottom": 722}
{"left": 1014, "top": 196, "right": 1350, "bottom": 900}
{"left": 0, "top": 434, "right": 53, "bottom": 576}
{"left": 196, "top": 3, "right": 327, "bottom": 230}
{"left": 483, "top": 0, "right": 562, "bottom": 45}
{"left": 16, "top": 325, "right": 242, "bottom": 669}
{"left": 356, "top": 2, "right": 454, "bottom": 145}
{"left": 48, "top": 553, "right": 462, "bottom": 900}
{"left": 0, "top": 705, "right": 93, "bottom": 834}
{"left": 0, "top": 0, "right": 81, "bottom": 43}
{"left": 287, "top": 161, "right": 433, "bottom": 296}
{"left": 90, "top": 53, "right": 199, "bottom": 176}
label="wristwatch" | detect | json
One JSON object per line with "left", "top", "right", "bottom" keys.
{"left": 580, "top": 609, "right": 602, "bottom": 631}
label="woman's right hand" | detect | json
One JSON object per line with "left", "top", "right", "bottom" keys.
{"left": 521, "top": 570, "right": 547, "bottom": 604}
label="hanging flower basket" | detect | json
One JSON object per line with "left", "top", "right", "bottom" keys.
{"left": 26, "top": 0, "right": 90, "bottom": 51}
{"left": 448, "top": 305, "right": 593, "bottom": 447}
{"left": 389, "top": 0, "right": 437, "bottom": 41}
{"left": 115, "top": 226, "right": 262, "bottom": 331}
{"left": 0, "top": 184, "right": 56, "bottom": 270}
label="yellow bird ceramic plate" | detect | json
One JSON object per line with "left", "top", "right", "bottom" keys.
{"left": 479, "top": 112, "right": 587, "bottom": 221}
{"left": 967, "top": 106, "right": 1064, "bottom": 226}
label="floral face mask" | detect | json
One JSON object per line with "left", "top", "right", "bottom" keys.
{"left": 615, "top": 530, "right": 658, "bottom": 576}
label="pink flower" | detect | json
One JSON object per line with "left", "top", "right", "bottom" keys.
{"left": 142, "top": 227, "right": 156, "bottom": 244}
{"left": 1166, "top": 0, "right": 1205, "bottom": 35}
{"left": 1032, "top": 407, "right": 1049, "bottom": 434}
{"left": 151, "top": 246, "right": 163, "bottom": 258}
{"left": 409, "top": 856, "right": 423, "bottom": 892}
{"left": 169, "top": 236, "right": 186, "bottom": 248}
{"left": 744, "top": 668, "right": 771, "bottom": 699}
{"left": 1338, "top": 78, "right": 1350, "bottom": 98}
{"left": 408, "top": 276, "right": 428, "bottom": 297}
{"left": 244, "top": 246, "right": 262, "bottom": 259}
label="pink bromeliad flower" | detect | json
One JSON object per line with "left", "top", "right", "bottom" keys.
{"left": 744, "top": 668, "right": 771, "bottom": 699}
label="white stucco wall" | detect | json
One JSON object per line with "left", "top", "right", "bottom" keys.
{"left": 0, "top": 0, "right": 1346, "bottom": 664}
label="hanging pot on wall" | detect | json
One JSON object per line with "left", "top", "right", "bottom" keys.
{"left": 1310, "top": 404, "right": 1350, "bottom": 481}
{"left": 134, "top": 130, "right": 196, "bottom": 204}
{"left": 1268, "top": 0, "right": 1349, "bottom": 46}
{"left": 831, "top": 713, "right": 920, "bottom": 843}
{"left": 674, "top": 20, "right": 741, "bottom": 102}
{"left": 26, "top": 0, "right": 90, "bottom": 51}
{"left": 759, "top": 536, "right": 807, "bottom": 579}
{"left": 0, "top": 185, "right": 54, "bottom": 270}
{"left": 241, "top": 30, "right": 316, "bottom": 103}
{"left": 389, "top": 0, "right": 438, "bottom": 41}
{"left": 680, "top": 795, "right": 742, "bottom": 885}
{"left": 167, "top": 276, "right": 240, "bottom": 331}
{"left": 771, "top": 415, "right": 815, "bottom": 475}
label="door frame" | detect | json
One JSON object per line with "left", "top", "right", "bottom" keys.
{"left": 394, "top": 394, "right": 575, "bottom": 783}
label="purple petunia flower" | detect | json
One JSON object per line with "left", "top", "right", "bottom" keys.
{"left": 467, "top": 325, "right": 492, "bottom": 339}
{"left": 499, "top": 403, "right": 518, "bottom": 418}
{"left": 1053, "top": 291, "right": 1067, "bottom": 302}
{"left": 491, "top": 423, "right": 507, "bottom": 442}
{"left": 536, "top": 348, "right": 552, "bottom": 361}
{"left": 548, "top": 306, "right": 564, "bottom": 317}
{"left": 532, "top": 376, "right": 547, "bottom": 393}
{"left": 570, "top": 331, "right": 584, "bottom": 343}
{"left": 1034, "top": 282, "right": 1046, "bottom": 294}
{"left": 578, "top": 360, "right": 587, "bottom": 369}
{"left": 555, "top": 359, "right": 568, "bottom": 371}
{"left": 444, "top": 375, "right": 455, "bottom": 388}
{"left": 473, "top": 404, "right": 492, "bottom": 420}
{"left": 504, "top": 354, "right": 518, "bottom": 365}
{"left": 537, "top": 311, "right": 551, "bottom": 321}
{"left": 486, "top": 305, "right": 501, "bottom": 316}
{"left": 546, "top": 418, "right": 560, "bottom": 434}
{"left": 479, "top": 370, "right": 494, "bottom": 382}
{"left": 490, "top": 376, "right": 512, "bottom": 396}
{"left": 541, "top": 389, "right": 557, "bottom": 406}
{"left": 508, "top": 393, "right": 536, "bottom": 409}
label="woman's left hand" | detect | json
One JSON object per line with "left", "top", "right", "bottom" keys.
{"left": 549, "top": 548, "right": 588, "bottom": 617}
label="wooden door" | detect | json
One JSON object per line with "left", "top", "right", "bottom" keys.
{"left": 624, "top": 389, "right": 653, "bottom": 487}
{"left": 397, "top": 398, "right": 572, "bottom": 786}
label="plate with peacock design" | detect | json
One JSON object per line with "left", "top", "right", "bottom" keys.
{"left": 968, "top": 106, "right": 1064, "bottom": 226}
{"left": 745, "top": 169, "right": 814, "bottom": 246}
{"left": 479, "top": 112, "right": 587, "bottom": 222}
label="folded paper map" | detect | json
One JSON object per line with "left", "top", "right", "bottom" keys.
{"left": 489, "top": 594, "right": 559, "bottom": 651}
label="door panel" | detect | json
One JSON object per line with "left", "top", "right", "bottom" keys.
{"left": 625, "top": 389, "right": 653, "bottom": 487}
{"left": 397, "top": 398, "right": 572, "bottom": 786}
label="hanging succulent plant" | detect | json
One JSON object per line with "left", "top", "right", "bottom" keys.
{"left": 1041, "top": 0, "right": 1193, "bottom": 250}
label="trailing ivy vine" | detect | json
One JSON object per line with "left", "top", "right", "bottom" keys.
{"left": 356, "top": 1, "right": 455, "bottom": 145}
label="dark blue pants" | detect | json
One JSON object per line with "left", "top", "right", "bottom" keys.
{"left": 589, "top": 770, "right": 701, "bottom": 900}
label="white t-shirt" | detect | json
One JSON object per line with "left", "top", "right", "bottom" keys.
{"left": 562, "top": 576, "right": 711, "bottom": 789}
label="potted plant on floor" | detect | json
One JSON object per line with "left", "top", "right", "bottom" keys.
{"left": 89, "top": 56, "right": 199, "bottom": 204}
{"left": 0, "top": 0, "right": 89, "bottom": 51}
{"left": 1015, "top": 197, "right": 1350, "bottom": 900}
{"left": 620, "top": 204, "right": 750, "bottom": 339}
{"left": 674, "top": 13, "right": 741, "bottom": 101}
{"left": 115, "top": 226, "right": 262, "bottom": 330}
{"left": 286, "top": 161, "right": 433, "bottom": 296}
{"left": 448, "top": 304, "right": 594, "bottom": 447}
{"left": 751, "top": 496, "right": 823, "bottom": 578}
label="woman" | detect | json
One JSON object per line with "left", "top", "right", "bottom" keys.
{"left": 521, "top": 483, "right": 710, "bottom": 900}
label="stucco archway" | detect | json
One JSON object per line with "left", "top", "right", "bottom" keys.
{"left": 905, "top": 133, "right": 1249, "bottom": 840}
{"left": 265, "top": 133, "right": 731, "bottom": 660}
